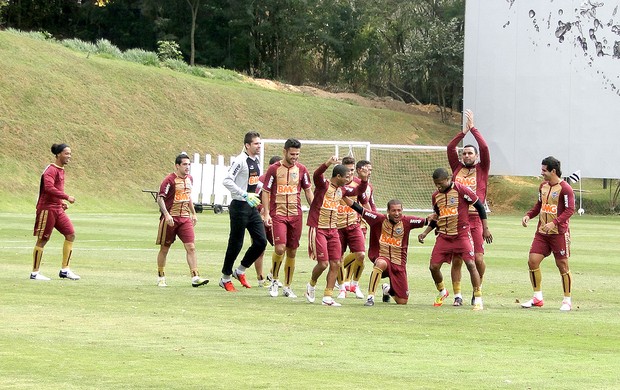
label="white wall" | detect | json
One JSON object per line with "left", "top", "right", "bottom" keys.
{"left": 464, "top": 0, "right": 620, "bottom": 178}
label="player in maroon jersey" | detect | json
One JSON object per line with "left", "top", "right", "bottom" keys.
{"left": 261, "top": 139, "right": 313, "bottom": 298}
{"left": 343, "top": 197, "right": 432, "bottom": 306}
{"left": 418, "top": 168, "right": 492, "bottom": 310}
{"left": 304, "top": 156, "right": 368, "bottom": 307}
{"left": 31, "top": 143, "right": 79, "bottom": 281}
{"left": 155, "top": 153, "right": 209, "bottom": 288}
{"left": 446, "top": 109, "right": 491, "bottom": 306}
{"left": 521, "top": 156, "right": 575, "bottom": 311}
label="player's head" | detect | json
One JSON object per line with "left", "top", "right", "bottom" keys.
{"left": 342, "top": 156, "right": 355, "bottom": 184}
{"left": 332, "top": 164, "right": 349, "bottom": 186}
{"left": 51, "top": 143, "right": 71, "bottom": 166}
{"left": 461, "top": 144, "right": 478, "bottom": 167}
{"left": 244, "top": 131, "right": 261, "bottom": 156}
{"left": 541, "top": 156, "right": 562, "bottom": 180}
{"left": 269, "top": 155, "right": 282, "bottom": 165}
{"left": 356, "top": 159, "right": 372, "bottom": 178}
{"left": 432, "top": 167, "right": 452, "bottom": 192}
{"left": 175, "top": 153, "right": 191, "bottom": 177}
{"left": 387, "top": 199, "right": 403, "bottom": 223}
{"left": 283, "top": 138, "right": 301, "bottom": 166}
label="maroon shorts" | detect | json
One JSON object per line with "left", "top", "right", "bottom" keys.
{"left": 156, "top": 216, "right": 195, "bottom": 246}
{"left": 338, "top": 224, "right": 366, "bottom": 255}
{"left": 33, "top": 208, "right": 75, "bottom": 240}
{"left": 308, "top": 227, "right": 342, "bottom": 262}
{"left": 264, "top": 223, "right": 274, "bottom": 246}
{"left": 529, "top": 231, "right": 570, "bottom": 260}
{"left": 271, "top": 214, "right": 303, "bottom": 249}
{"left": 468, "top": 213, "right": 485, "bottom": 254}
{"left": 374, "top": 256, "right": 409, "bottom": 299}
{"left": 430, "top": 233, "right": 475, "bottom": 264}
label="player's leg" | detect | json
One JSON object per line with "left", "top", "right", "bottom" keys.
{"left": 221, "top": 201, "right": 248, "bottom": 290}
{"left": 235, "top": 208, "right": 267, "bottom": 288}
{"left": 463, "top": 258, "right": 483, "bottom": 310}
{"left": 282, "top": 216, "right": 302, "bottom": 295}
{"left": 430, "top": 236, "right": 450, "bottom": 306}
{"left": 157, "top": 244, "right": 171, "bottom": 287}
{"left": 346, "top": 226, "right": 366, "bottom": 298}
{"left": 31, "top": 209, "right": 54, "bottom": 280}
{"left": 450, "top": 255, "right": 463, "bottom": 305}
{"left": 553, "top": 232, "right": 572, "bottom": 311}
{"left": 306, "top": 227, "right": 325, "bottom": 303}
{"left": 56, "top": 211, "right": 78, "bottom": 280}
{"left": 254, "top": 251, "right": 265, "bottom": 286}
{"left": 387, "top": 262, "right": 409, "bottom": 305}
{"left": 365, "top": 258, "right": 387, "bottom": 306}
{"left": 322, "top": 230, "right": 343, "bottom": 306}
{"left": 521, "top": 233, "right": 549, "bottom": 308}
{"left": 178, "top": 220, "right": 208, "bottom": 287}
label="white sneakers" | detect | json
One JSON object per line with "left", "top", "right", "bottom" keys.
{"left": 269, "top": 279, "right": 279, "bottom": 297}
{"left": 282, "top": 287, "right": 297, "bottom": 298}
{"left": 337, "top": 288, "right": 347, "bottom": 299}
{"left": 59, "top": 269, "right": 81, "bottom": 280}
{"left": 351, "top": 284, "right": 365, "bottom": 299}
{"left": 157, "top": 277, "right": 167, "bottom": 287}
{"left": 305, "top": 283, "right": 316, "bottom": 303}
{"left": 30, "top": 273, "right": 51, "bottom": 281}
{"left": 321, "top": 296, "right": 342, "bottom": 307}
{"left": 560, "top": 298, "right": 572, "bottom": 311}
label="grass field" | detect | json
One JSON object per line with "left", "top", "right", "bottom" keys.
{"left": 1, "top": 211, "right": 619, "bottom": 389}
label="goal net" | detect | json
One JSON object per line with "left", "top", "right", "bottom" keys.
{"left": 261, "top": 139, "right": 448, "bottom": 212}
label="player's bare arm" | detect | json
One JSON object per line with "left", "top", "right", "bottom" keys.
{"left": 304, "top": 187, "right": 314, "bottom": 205}
{"left": 462, "top": 109, "right": 474, "bottom": 134}
{"left": 157, "top": 196, "right": 174, "bottom": 227}
{"left": 261, "top": 191, "right": 272, "bottom": 226}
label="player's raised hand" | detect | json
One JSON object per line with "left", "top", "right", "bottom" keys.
{"left": 326, "top": 156, "right": 340, "bottom": 166}
{"left": 463, "top": 109, "right": 474, "bottom": 134}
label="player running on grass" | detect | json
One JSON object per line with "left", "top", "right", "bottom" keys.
{"left": 261, "top": 139, "right": 313, "bottom": 299}
{"left": 155, "top": 153, "right": 209, "bottom": 288}
{"left": 31, "top": 143, "right": 80, "bottom": 281}
{"left": 521, "top": 156, "right": 575, "bottom": 311}
{"left": 418, "top": 168, "right": 492, "bottom": 311}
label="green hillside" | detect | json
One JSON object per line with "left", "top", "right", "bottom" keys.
{"left": 0, "top": 31, "right": 459, "bottom": 213}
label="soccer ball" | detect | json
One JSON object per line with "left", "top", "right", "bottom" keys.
{"left": 577, "top": 208, "right": 585, "bottom": 215}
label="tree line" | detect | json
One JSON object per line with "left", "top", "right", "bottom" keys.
{"left": 1, "top": 0, "right": 465, "bottom": 120}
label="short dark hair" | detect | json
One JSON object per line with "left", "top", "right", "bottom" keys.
{"left": 463, "top": 144, "right": 478, "bottom": 154}
{"left": 244, "top": 131, "right": 261, "bottom": 145}
{"left": 269, "top": 155, "right": 282, "bottom": 165}
{"left": 432, "top": 167, "right": 450, "bottom": 180}
{"left": 332, "top": 164, "right": 348, "bottom": 178}
{"left": 542, "top": 156, "right": 562, "bottom": 177}
{"left": 342, "top": 156, "right": 355, "bottom": 165}
{"left": 356, "top": 160, "right": 371, "bottom": 170}
{"left": 51, "top": 143, "right": 69, "bottom": 155}
{"left": 175, "top": 153, "right": 190, "bottom": 165}
{"left": 284, "top": 138, "right": 301, "bottom": 150}
{"left": 387, "top": 199, "right": 402, "bottom": 210}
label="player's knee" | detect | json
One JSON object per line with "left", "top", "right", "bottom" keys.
{"left": 65, "top": 233, "right": 75, "bottom": 242}
{"left": 394, "top": 297, "right": 408, "bottom": 305}
{"left": 274, "top": 245, "right": 286, "bottom": 256}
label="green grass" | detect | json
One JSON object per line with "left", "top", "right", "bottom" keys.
{"left": 1, "top": 212, "right": 619, "bottom": 389}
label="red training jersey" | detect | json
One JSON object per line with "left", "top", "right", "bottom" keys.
{"left": 36, "top": 163, "right": 69, "bottom": 210}
{"left": 159, "top": 173, "right": 194, "bottom": 217}
{"left": 432, "top": 182, "right": 479, "bottom": 237}
{"left": 525, "top": 180, "right": 575, "bottom": 235}
{"left": 262, "top": 161, "right": 311, "bottom": 217}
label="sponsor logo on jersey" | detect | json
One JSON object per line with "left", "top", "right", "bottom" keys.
{"left": 322, "top": 199, "right": 340, "bottom": 210}
{"left": 455, "top": 176, "right": 477, "bottom": 187}
{"left": 291, "top": 172, "right": 298, "bottom": 180}
{"left": 380, "top": 233, "right": 402, "bottom": 247}
{"left": 337, "top": 204, "right": 354, "bottom": 214}
{"left": 249, "top": 175, "right": 260, "bottom": 185}
{"left": 541, "top": 203, "right": 557, "bottom": 214}
{"left": 449, "top": 196, "right": 456, "bottom": 205}
{"left": 174, "top": 192, "right": 190, "bottom": 201}
{"left": 551, "top": 191, "right": 559, "bottom": 199}
{"left": 395, "top": 227, "right": 403, "bottom": 235}
{"left": 439, "top": 207, "right": 458, "bottom": 217}
{"left": 277, "top": 184, "right": 298, "bottom": 194}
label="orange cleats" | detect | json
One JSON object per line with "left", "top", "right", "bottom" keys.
{"left": 433, "top": 290, "right": 449, "bottom": 307}
{"left": 219, "top": 278, "right": 237, "bottom": 292}
{"left": 233, "top": 269, "right": 252, "bottom": 288}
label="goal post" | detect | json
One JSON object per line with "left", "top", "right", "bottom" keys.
{"left": 261, "top": 139, "right": 447, "bottom": 212}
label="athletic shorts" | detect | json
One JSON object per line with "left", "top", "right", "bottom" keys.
{"left": 308, "top": 227, "right": 341, "bottom": 262}
{"left": 529, "top": 231, "right": 570, "bottom": 260}
{"left": 430, "top": 232, "right": 475, "bottom": 264}
{"left": 271, "top": 214, "right": 303, "bottom": 249}
{"left": 373, "top": 256, "right": 409, "bottom": 300}
{"left": 33, "top": 208, "right": 74, "bottom": 240}
{"left": 338, "top": 223, "right": 366, "bottom": 255}
{"left": 156, "top": 216, "right": 195, "bottom": 247}
{"left": 264, "top": 223, "right": 274, "bottom": 247}
{"left": 468, "top": 213, "right": 485, "bottom": 254}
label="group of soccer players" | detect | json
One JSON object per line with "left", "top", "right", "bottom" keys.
{"left": 30, "top": 109, "right": 576, "bottom": 311}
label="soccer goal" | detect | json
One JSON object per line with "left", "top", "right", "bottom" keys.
{"left": 261, "top": 139, "right": 448, "bottom": 212}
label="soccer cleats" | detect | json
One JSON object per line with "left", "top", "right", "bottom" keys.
{"left": 157, "top": 277, "right": 167, "bottom": 287}
{"left": 191, "top": 277, "right": 209, "bottom": 287}
{"left": 560, "top": 299, "right": 572, "bottom": 311}
{"left": 321, "top": 296, "right": 342, "bottom": 307}
{"left": 219, "top": 278, "right": 237, "bottom": 292}
{"left": 267, "top": 273, "right": 283, "bottom": 288}
{"left": 351, "top": 285, "right": 365, "bottom": 299}
{"left": 453, "top": 296, "right": 463, "bottom": 306}
{"left": 433, "top": 289, "right": 449, "bottom": 307}
{"left": 268, "top": 279, "right": 279, "bottom": 297}
{"left": 304, "top": 283, "right": 316, "bottom": 303}
{"left": 232, "top": 269, "right": 251, "bottom": 288}
{"left": 472, "top": 297, "right": 484, "bottom": 311}
{"left": 521, "top": 297, "right": 544, "bottom": 308}
{"left": 382, "top": 283, "right": 391, "bottom": 303}
{"left": 337, "top": 288, "right": 347, "bottom": 299}
{"left": 364, "top": 296, "right": 375, "bottom": 306}
{"left": 59, "top": 269, "right": 81, "bottom": 280}
{"left": 282, "top": 287, "right": 297, "bottom": 298}
{"left": 30, "top": 273, "right": 51, "bottom": 281}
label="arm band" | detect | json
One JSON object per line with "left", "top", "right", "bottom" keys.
{"left": 473, "top": 200, "right": 487, "bottom": 220}
{"left": 351, "top": 201, "right": 365, "bottom": 215}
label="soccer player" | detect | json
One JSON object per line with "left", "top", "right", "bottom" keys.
{"left": 31, "top": 143, "right": 80, "bottom": 281}
{"left": 254, "top": 155, "right": 283, "bottom": 287}
{"left": 261, "top": 139, "right": 313, "bottom": 298}
{"left": 342, "top": 197, "right": 431, "bottom": 306}
{"left": 521, "top": 156, "right": 575, "bottom": 311}
{"left": 221, "top": 131, "right": 267, "bottom": 291}
{"left": 335, "top": 156, "right": 368, "bottom": 300}
{"left": 304, "top": 156, "right": 368, "bottom": 307}
{"left": 155, "top": 153, "right": 209, "bottom": 287}
{"left": 447, "top": 109, "right": 491, "bottom": 306}
{"left": 340, "top": 159, "right": 376, "bottom": 296}
{"left": 418, "top": 168, "right": 492, "bottom": 311}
